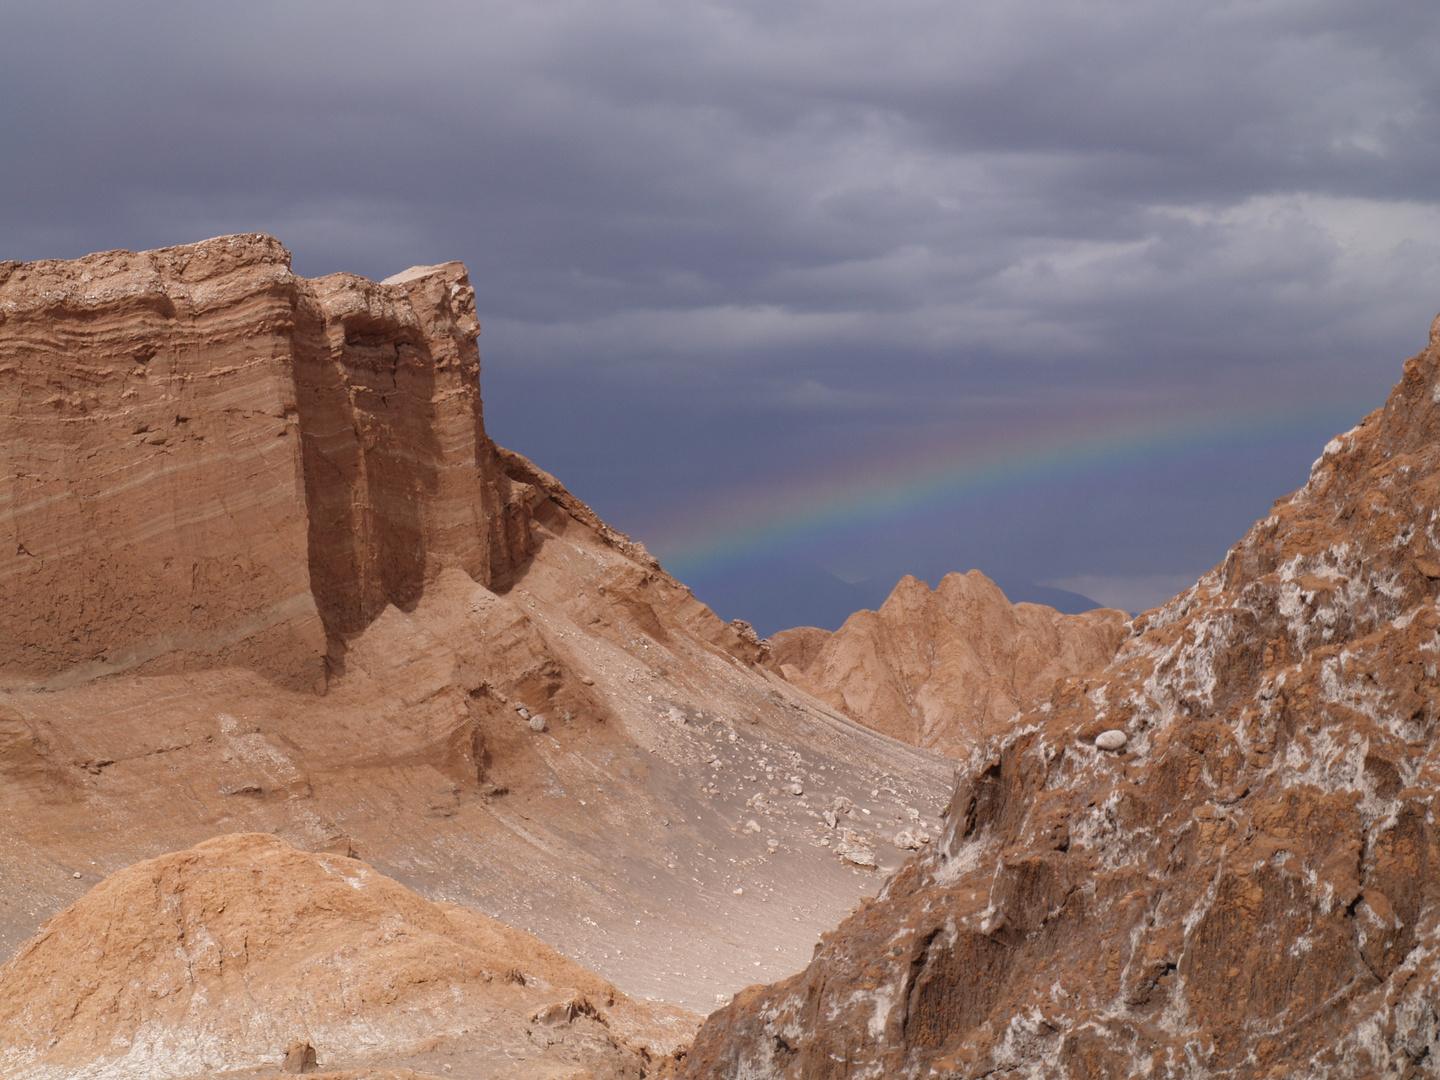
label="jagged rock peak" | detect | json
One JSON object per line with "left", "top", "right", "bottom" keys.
{"left": 772, "top": 569, "right": 1128, "bottom": 757}
{"left": 685, "top": 310, "right": 1440, "bottom": 1078}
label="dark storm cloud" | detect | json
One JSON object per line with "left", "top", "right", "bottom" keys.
{"left": 4, "top": 1, "right": 1440, "bottom": 618}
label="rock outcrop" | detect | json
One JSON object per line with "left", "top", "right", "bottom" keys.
{"left": 0, "top": 833, "right": 694, "bottom": 1078}
{"left": 0, "top": 236, "right": 958, "bottom": 1025}
{"left": 771, "top": 571, "right": 1129, "bottom": 757}
{"left": 684, "top": 315, "right": 1440, "bottom": 1077}
{"left": 0, "top": 236, "right": 545, "bottom": 691}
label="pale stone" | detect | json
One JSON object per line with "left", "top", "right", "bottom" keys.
{"left": 1095, "top": 729, "right": 1128, "bottom": 751}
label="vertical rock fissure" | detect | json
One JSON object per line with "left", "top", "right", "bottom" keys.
{"left": 293, "top": 285, "right": 448, "bottom": 662}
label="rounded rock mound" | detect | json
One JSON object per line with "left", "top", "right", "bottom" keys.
{"left": 0, "top": 833, "right": 694, "bottom": 1079}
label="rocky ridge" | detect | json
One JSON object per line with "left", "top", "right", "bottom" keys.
{"left": 685, "top": 314, "right": 1440, "bottom": 1077}
{"left": 771, "top": 571, "right": 1128, "bottom": 758}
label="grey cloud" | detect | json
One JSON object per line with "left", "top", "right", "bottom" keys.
{"left": 4, "top": 0, "right": 1439, "bottom": 626}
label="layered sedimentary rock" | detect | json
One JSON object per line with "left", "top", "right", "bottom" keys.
{"left": 0, "top": 833, "right": 694, "bottom": 1079}
{"left": 686, "top": 315, "right": 1440, "bottom": 1077}
{"left": 0, "top": 236, "right": 957, "bottom": 1043}
{"left": 771, "top": 571, "right": 1128, "bottom": 757}
{"left": 0, "top": 236, "right": 558, "bottom": 692}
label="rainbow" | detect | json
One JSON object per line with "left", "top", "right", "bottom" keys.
{"left": 647, "top": 396, "right": 1366, "bottom": 578}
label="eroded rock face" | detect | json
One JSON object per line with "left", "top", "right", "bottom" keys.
{"left": 0, "top": 236, "right": 958, "bottom": 1020}
{"left": 0, "top": 236, "right": 542, "bottom": 692}
{"left": 685, "top": 315, "right": 1440, "bottom": 1078}
{"left": 0, "top": 833, "right": 694, "bottom": 1078}
{"left": 771, "top": 571, "right": 1129, "bottom": 758}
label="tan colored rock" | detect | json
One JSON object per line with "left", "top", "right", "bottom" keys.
{"left": 281, "top": 1039, "right": 319, "bottom": 1074}
{"left": 0, "top": 236, "right": 958, "bottom": 1028}
{"left": 0, "top": 833, "right": 693, "bottom": 1079}
{"left": 1094, "top": 727, "right": 1127, "bottom": 750}
{"left": 768, "top": 625, "right": 830, "bottom": 675}
{"left": 0, "top": 237, "right": 540, "bottom": 692}
{"left": 771, "top": 571, "right": 1129, "bottom": 757}
{"left": 685, "top": 313, "right": 1440, "bottom": 1079}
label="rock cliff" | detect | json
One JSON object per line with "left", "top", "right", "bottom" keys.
{"left": 0, "top": 236, "right": 586, "bottom": 692}
{"left": 684, "top": 314, "right": 1440, "bottom": 1077}
{"left": 771, "top": 571, "right": 1129, "bottom": 757}
{"left": 0, "top": 237, "right": 958, "bottom": 1052}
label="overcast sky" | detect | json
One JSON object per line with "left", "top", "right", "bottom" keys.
{"left": 5, "top": 1, "right": 1439, "bottom": 628}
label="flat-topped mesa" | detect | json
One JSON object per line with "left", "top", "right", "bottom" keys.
{"left": 2, "top": 237, "right": 941, "bottom": 1025}
{"left": 1, "top": 235, "right": 575, "bottom": 692}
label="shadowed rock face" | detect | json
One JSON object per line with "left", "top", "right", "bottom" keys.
{"left": 685, "top": 314, "right": 1440, "bottom": 1078}
{"left": 771, "top": 571, "right": 1129, "bottom": 758}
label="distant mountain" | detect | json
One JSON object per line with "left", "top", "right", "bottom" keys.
{"left": 770, "top": 570, "right": 1129, "bottom": 757}
{"left": 685, "top": 559, "right": 1106, "bottom": 637}
{"left": 988, "top": 577, "right": 1109, "bottom": 614}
